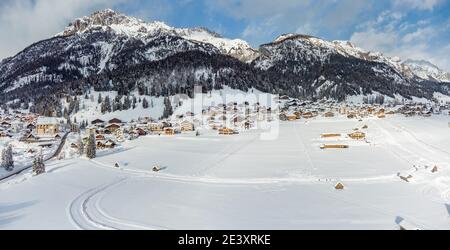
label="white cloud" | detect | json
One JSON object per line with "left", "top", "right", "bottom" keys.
{"left": 350, "top": 29, "right": 399, "bottom": 52}
{"left": 0, "top": 0, "right": 126, "bottom": 60}
{"left": 350, "top": 11, "right": 450, "bottom": 72}
{"left": 393, "top": 0, "right": 444, "bottom": 10}
{"left": 207, "top": 0, "right": 371, "bottom": 45}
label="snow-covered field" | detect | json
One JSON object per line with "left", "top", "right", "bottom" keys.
{"left": 1, "top": 115, "right": 449, "bottom": 229}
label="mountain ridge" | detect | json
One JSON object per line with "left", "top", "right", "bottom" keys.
{"left": 0, "top": 9, "right": 448, "bottom": 115}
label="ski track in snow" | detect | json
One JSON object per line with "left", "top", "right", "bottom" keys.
{"left": 68, "top": 176, "right": 170, "bottom": 230}
{"left": 370, "top": 118, "right": 450, "bottom": 204}
{"left": 53, "top": 116, "right": 450, "bottom": 230}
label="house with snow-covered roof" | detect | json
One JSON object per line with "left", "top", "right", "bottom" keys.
{"left": 36, "top": 117, "right": 59, "bottom": 136}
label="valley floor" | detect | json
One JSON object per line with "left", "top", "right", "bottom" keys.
{"left": 0, "top": 115, "right": 449, "bottom": 229}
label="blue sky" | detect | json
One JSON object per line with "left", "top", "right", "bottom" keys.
{"left": 1, "top": 0, "right": 449, "bottom": 71}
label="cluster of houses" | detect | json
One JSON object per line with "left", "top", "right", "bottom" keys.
{"left": 319, "top": 123, "right": 369, "bottom": 150}
{"left": 396, "top": 103, "right": 449, "bottom": 117}
{"left": 0, "top": 111, "right": 66, "bottom": 148}
{"left": 200, "top": 101, "right": 276, "bottom": 134}
{"left": 20, "top": 117, "right": 64, "bottom": 146}
{"left": 277, "top": 98, "right": 447, "bottom": 121}
{"left": 279, "top": 103, "right": 382, "bottom": 121}
{"left": 1, "top": 96, "right": 448, "bottom": 153}
{"left": 75, "top": 117, "right": 199, "bottom": 150}
{"left": 0, "top": 111, "right": 38, "bottom": 139}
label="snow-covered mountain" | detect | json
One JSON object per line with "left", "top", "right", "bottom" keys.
{"left": 271, "top": 34, "right": 450, "bottom": 84}
{"left": 57, "top": 9, "right": 258, "bottom": 62}
{"left": 0, "top": 9, "right": 448, "bottom": 115}
{"left": 253, "top": 33, "right": 447, "bottom": 100}
{"left": 403, "top": 59, "right": 450, "bottom": 83}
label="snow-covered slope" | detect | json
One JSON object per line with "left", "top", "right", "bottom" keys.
{"left": 271, "top": 34, "right": 450, "bottom": 83}
{"left": 403, "top": 59, "right": 450, "bottom": 83}
{"left": 176, "top": 28, "right": 259, "bottom": 62}
{"left": 57, "top": 9, "right": 258, "bottom": 62}
{"left": 254, "top": 34, "right": 430, "bottom": 100}
{"left": 0, "top": 10, "right": 448, "bottom": 110}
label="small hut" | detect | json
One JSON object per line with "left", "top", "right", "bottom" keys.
{"left": 286, "top": 114, "right": 297, "bottom": 121}
{"left": 431, "top": 166, "right": 438, "bottom": 173}
{"left": 219, "top": 127, "right": 236, "bottom": 135}
{"left": 164, "top": 127, "right": 175, "bottom": 135}
{"left": 320, "top": 144, "right": 349, "bottom": 149}
{"left": 335, "top": 183, "right": 345, "bottom": 190}
{"left": 302, "top": 112, "right": 314, "bottom": 119}
{"left": 321, "top": 133, "right": 341, "bottom": 138}
{"left": 348, "top": 131, "right": 366, "bottom": 140}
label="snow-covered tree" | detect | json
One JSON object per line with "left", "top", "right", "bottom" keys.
{"left": 142, "top": 98, "right": 149, "bottom": 109}
{"left": 98, "top": 93, "right": 103, "bottom": 104}
{"left": 86, "top": 132, "right": 96, "bottom": 159}
{"left": 32, "top": 151, "right": 45, "bottom": 175}
{"left": 162, "top": 97, "right": 173, "bottom": 119}
{"left": 78, "top": 138, "right": 84, "bottom": 156}
{"left": 123, "top": 95, "right": 131, "bottom": 110}
{"left": 1, "top": 144, "right": 14, "bottom": 171}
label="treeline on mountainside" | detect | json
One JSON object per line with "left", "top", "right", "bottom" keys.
{"left": 0, "top": 41, "right": 447, "bottom": 117}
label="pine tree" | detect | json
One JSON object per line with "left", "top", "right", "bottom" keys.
{"left": 78, "top": 138, "right": 84, "bottom": 156}
{"left": 32, "top": 151, "right": 45, "bottom": 175}
{"left": 142, "top": 98, "right": 149, "bottom": 109}
{"left": 162, "top": 97, "right": 173, "bottom": 119}
{"left": 114, "top": 96, "right": 123, "bottom": 111}
{"left": 86, "top": 132, "right": 96, "bottom": 159}
{"left": 98, "top": 93, "right": 103, "bottom": 104}
{"left": 123, "top": 95, "right": 131, "bottom": 110}
{"left": 132, "top": 96, "right": 137, "bottom": 107}
{"left": 102, "top": 96, "right": 112, "bottom": 114}
{"left": 1, "top": 144, "right": 14, "bottom": 171}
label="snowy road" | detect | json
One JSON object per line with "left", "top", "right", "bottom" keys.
{"left": 1, "top": 115, "right": 449, "bottom": 229}
{"left": 0, "top": 132, "right": 70, "bottom": 182}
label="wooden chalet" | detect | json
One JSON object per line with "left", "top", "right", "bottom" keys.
{"left": 286, "top": 114, "right": 297, "bottom": 121}
{"left": 135, "top": 128, "right": 147, "bottom": 136}
{"left": 20, "top": 133, "right": 39, "bottom": 143}
{"left": 321, "top": 133, "right": 341, "bottom": 138}
{"left": 335, "top": 183, "right": 345, "bottom": 190}
{"left": 96, "top": 134, "right": 106, "bottom": 140}
{"left": 91, "top": 119, "right": 105, "bottom": 125}
{"left": 302, "top": 112, "right": 314, "bottom": 119}
{"left": 348, "top": 131, "right": 366, "bottom": 140}
{"left": 320, "top": 144, "right": 349, "bottom": 149}
{"left": 105, "top": 123, "right": 121, "bottom": 133}
{"left": 164, "top": 127, "right": 177, "bottom": 135}
{"left": 108, "top": 118, "right": 123, "bottom": 124}
{"left": 180, "top": 121, "right": 194, "bottom": 132}
{"left": 219, "top": 127, "right": 237, "bottom": 135}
